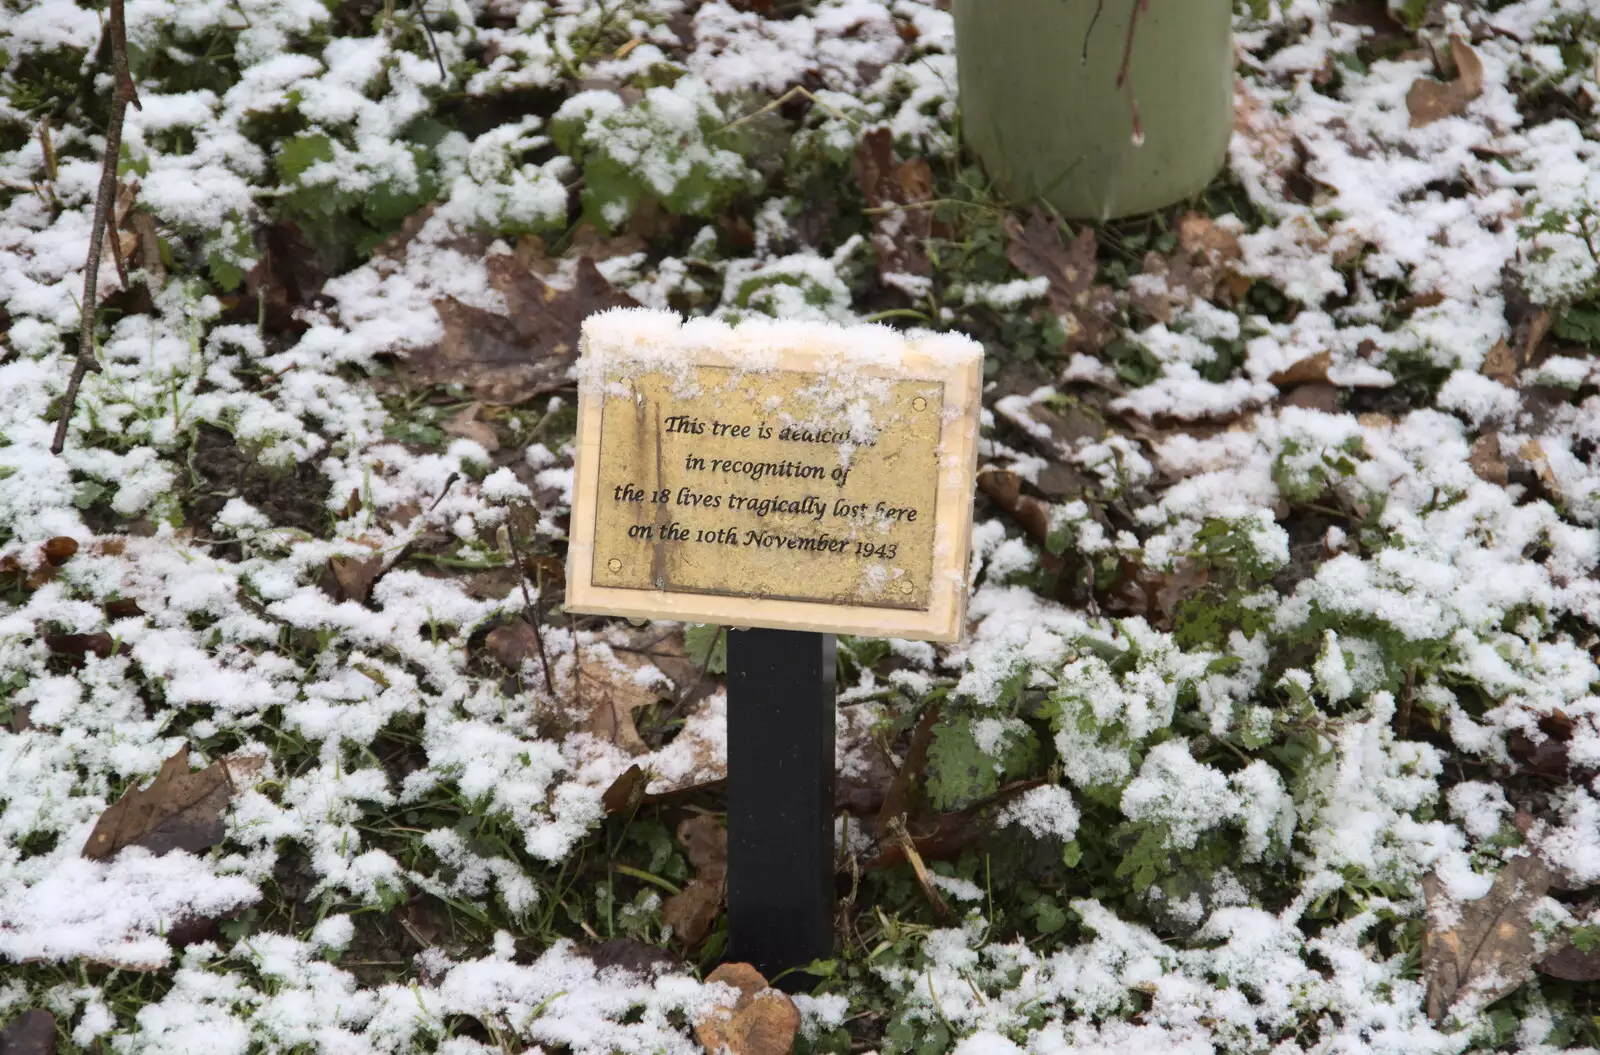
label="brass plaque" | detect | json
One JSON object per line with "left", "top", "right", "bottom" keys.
{"left": 567, "top": 312, "right": 983, "bottom": 642}
{"left": 592, "top": 366, "right": 944, "bottom": 610}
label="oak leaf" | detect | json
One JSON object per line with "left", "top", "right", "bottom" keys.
{"left": 662, "top": 814, "right": 727, "bottom": 948}
{"left": 1423, "top": 853, "right": 1561, "bottom": 1022}
{"left": 695, "top": 963, "right": 800, "bottom": 1055}
{"left": 1005, "top": 210, "right": 1117, "bottom": 353}
{"left": 854, "top": 127, "right": 933, "bottom": 280}
{"left": 82, "top": 746, "right": 236, "bottom": 861}
{"left": 407, "top": 256, "right": 638, "bottom": 404}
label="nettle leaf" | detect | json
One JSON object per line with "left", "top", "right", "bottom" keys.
{"left": 1553, "top": 304, "right": 1600, "bottom": 348}
{"left": 925, "top": 715, "right": 1038, "bottom": 812}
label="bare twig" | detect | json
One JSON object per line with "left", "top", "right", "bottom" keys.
{"left": 885, "top": 815, "right": 952, "bottom": 921}
{"left": 427, "top": 471, "right": 459, "bottom": 511}
{"left": 504, "top": 505, "right": 556, "bottom": 695}
{"left": 415, "top": 0, "right": 447, "bottom": 83}
{"left": 53, "top": 0, "right": 141, "bottom": 456}
{"left": 1114, "top": 0, "right": 1149, "bottom": 146}
{"left": 1082, "top": 0, "right": 1105, "bottom": 63}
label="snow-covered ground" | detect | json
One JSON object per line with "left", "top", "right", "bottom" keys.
{"left": 0, "top": 0, "right": 1599, "bottom": 1051}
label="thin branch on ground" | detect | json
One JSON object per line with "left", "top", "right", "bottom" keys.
{"left": 53, "top": 0, "right": 141, "bottom": 457}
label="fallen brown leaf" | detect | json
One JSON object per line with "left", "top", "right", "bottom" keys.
{"left": 0, "top": 1009, "right": 56, "bottom": 1055}
{"left": 1269, "top": 350, "right": 1333, "bottom": 388}
{"left": 695, "top": 963, "right": 800, "bottom": 1055}
{"left": 243, "top": 220, "right": 327, "bottom": 337}
{"left": 44, "top": 632, "right": 118, "bottom": 663}
{"left": 42, "top": 536, "right": 81, "bottom": 564}
{"left": 1102, "top": 559, "right": 1209, "bottom": 629}
{"left": 1233, "top": 77, "right": 1303, "bottom": 203}
{"left": 854, "top": 127, "right": 932, "bottom": 280}
{"left": 1005, "top": 209, "right": 1117, "bottom": 352}
{"left": 1282, "top": 382, "right": 1339, "bottom": 413}
{"left": 486, "top": 621, "right": 554, "bottom": 682}
{"left": 578, "top": 937, "right": 686, "bottom": 979}
{"left": 1538, "top": 941, "right": 1600, "bottom": 981}
{"left": 1470, "top": 434, "right": 1508, "bottom": 487}
{"left": 1517, "top": 438, "right": 1561, "bottom": 493}
{"left": 1423, "top": 853, "right": 1561, "bottom": 1022}
{"left": 602, "top": 763, "right": 650, "bottom": 816}
{"left": 327, "top": 538, "right": 388, "bottom": 605}
{"left": 407, "top": 256, "right": 638, "bottom": 404}
{"left": 976, "top": 469, "right": 1055, "bottom": 553}
{"left": 82, "top": 745, "right": 235, "bottom": 861}
{"left": 1130, "top": 216, "right": 1246, "bottom": 324}
{"left": 442, "top": 403, "right": 500, "bottom": 452}
{"left": 5, "top": 536, "right": 80, "bottom": 591}
{"left": 1407, "top": 37, "right": 1484, "bottom": 127}
{"left": 662, "top": 814, "right": 727, "bottom": 947}
{"left": 489, "top": 632, "right": 673, "bottom": 753}
{"left": 1481, "top": 339, "right": 1519, "bottom": 386}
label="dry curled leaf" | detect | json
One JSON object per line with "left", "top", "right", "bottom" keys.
{"left": 1423, "top": 853, "right": 1560, "bottom": 1022}
{"left": 407, "top": 256, "right": 638, "bottom": 404}
{"left": 1470, "top": 433, "right": 1509, "bottom": 487}
{"left": 694, "top": 963, "right": 800, "bottom": 1055}
{"left": 1103, "top": 559, "right": 1210, "bottom": 629}
{"left": 876, "top": 703, "right": 939, "bottom": 837}
{"left": 82, "top": 745, "right": 235, "bottom": 861}
{"left": 662, "top": 814, "right": 726, "bottom": 947}
{"left": 868, "top": 779, "right": 1044, "bottom": 870}
{"left": 327, "top": 538, "right": 388, "bottom": 605}
{"left": 1005, "top": 209, "right": 1117, "bottom": 353}
{"left": 1130, "top": 214, "right": 1246, "bottom": 324}
{"left": 1517, "top": 438, "right": 1561, "bottom": 492}
{"left": 602, "top": 764, "right": 650, "bottom": 816}
{"left": 1407, "top": 37, "right": 1484, "bottom": 127}
{"left": 976, "top": 469, "right": 1055, "bottom": 553}
{"left": 243, "top": 220, "right": 327, "bottom": 337}
{"left": 854, "top": 127, "right": 932, "bottom": 280}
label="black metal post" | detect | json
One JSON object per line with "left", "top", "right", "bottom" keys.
{"left": 726, "top": 628, "right": 836, "bottom": 986}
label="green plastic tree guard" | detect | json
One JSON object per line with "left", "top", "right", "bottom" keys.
{"left": 954, "top": 0, "right": 1235, "bottom": 220}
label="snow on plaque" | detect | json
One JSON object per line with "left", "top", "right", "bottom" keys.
{"left": 566, "top": 310, "right": 983, "bottom": 642}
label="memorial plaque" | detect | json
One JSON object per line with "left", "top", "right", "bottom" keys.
{"left": 567, "top": 311, "right": 983, "bottom": 642}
